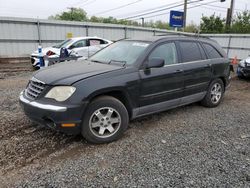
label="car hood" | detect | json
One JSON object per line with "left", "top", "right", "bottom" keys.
{"left": 33, "top": 60, "right": 125, "bottom": 85}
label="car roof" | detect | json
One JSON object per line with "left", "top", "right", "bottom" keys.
{"left": 125, "top": 34, "right": 216, "bottom": 44}
{"left": 70, "top": 36, "right": 110, "bottom": 42}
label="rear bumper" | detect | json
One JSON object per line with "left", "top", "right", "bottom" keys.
{"left": 19, "top": 91, "right": 87, "bottom": 135}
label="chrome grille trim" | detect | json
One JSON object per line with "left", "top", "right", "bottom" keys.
{"left": 25, "top": 77, "right": 46, "bottom": 100}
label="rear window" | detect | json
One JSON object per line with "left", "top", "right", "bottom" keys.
{"left": 179, "top": 41, "right": 203, "bottom": 62}
{"left": 203, "top": 43, "right": 222, "bottom": 59}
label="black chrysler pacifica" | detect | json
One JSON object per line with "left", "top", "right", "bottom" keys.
{"left": 20, "top": 36, "right": 231, "bottom": 143}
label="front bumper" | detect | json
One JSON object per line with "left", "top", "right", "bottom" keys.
{"left": 237, "top": 65, "right": 250, "bottom": 77}
{"left": 19, "top": 91, "right": 87, "bottom": 135}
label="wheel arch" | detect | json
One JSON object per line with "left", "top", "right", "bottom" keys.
{"left": 86, "top": 88, "right": 134, "bottom": 119}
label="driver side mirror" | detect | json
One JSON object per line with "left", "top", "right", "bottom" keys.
{"left": 147, "top": 58, "right": 164, "bottom": 69}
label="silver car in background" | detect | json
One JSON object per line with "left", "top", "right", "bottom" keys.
{"left": 31, "top": 36, "right": 113, "bottom": 68}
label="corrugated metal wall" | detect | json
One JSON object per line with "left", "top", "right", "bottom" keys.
{"left": 0, "top": 17, "right": 250, "bottom": 59}
{"left": 203, "top": 34, "right": 250, "bottom": 59}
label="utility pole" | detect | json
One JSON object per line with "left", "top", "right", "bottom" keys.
{"left": 141, "top": 17, "right": 144, "bottom": 27}
{"left": 226, "top": 0, "right": 235, "bottom": 29}
{"left": 183, "top": 0, "right": 188, "bottom": 30}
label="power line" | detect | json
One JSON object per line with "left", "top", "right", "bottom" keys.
{"left": 122, "top": 0, "right": 203, "bottom": 20}
{"left": 204, "top": 4, "right": 243, "bottom": 11}
{"left": 116, "top": 1, "right": 183, "bottom": 19}
{"left": 122, "top": 2, "right": 184, "bottom": 20}
{"left": 93, "top": 0, "right": 143, "bottom": 15}
{"left": 80, "top": 0, "right": 97, "bottom": 7}
{"left": 70, "top": 0, "right": 89, "bottom": 7}
{"left": 200, "top": 5, "right": 227, "bottom": 12}
{"left": 129, "top": 0, "right": 219, "bottom": 20}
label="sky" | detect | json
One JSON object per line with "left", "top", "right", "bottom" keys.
{"left": 0, "top": 0, "right": 249, "bottom": 25}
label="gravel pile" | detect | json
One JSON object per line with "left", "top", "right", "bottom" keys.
{"left": 0, "top": 73, "right": 249, "bottom": 187}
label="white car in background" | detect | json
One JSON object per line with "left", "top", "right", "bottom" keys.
{"left": 31, "top": 36, "right": 113, "bottom": 68}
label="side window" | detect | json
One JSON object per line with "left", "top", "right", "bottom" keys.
{"left": 89, "top": 39, "right": 101, "bottom": 46}
{"left": 71, "top": 40, "right": 87, "bottom": 48}
{"left": 98, "top": 39, "right": 108, "bottom": 44}
{"left": 179, "top": 41, "right": 203, "bottom": 62}
{"left": 148, "top": 43, "right": 178, "bottom": 65}
{"left": 203, "top": 43, "right": 222, "bottom": 59}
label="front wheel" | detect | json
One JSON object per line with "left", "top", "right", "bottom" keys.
{"left": 81, "top": 96, "right": 129, "bottom": 144}
{"left": 201, "top": 79, "right": 224, "bottom": 108}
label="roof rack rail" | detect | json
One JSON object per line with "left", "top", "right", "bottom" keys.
{"left": 155, "top": 32, "right": 210, "bottom": 39}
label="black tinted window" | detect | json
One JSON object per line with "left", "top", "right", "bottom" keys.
{"left": 149, "top": 43, "right": 178, "bottom": 65}
{"left": 179, "top": 41, "right": 202, "bottom": 62}
{"left": 203, "top": 43, "right": 222, "bottom": 59}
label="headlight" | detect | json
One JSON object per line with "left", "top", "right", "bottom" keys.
{"left": 45, "top": 86, "right": 76, "bottom": 102}
{"left": 239, "top": 60, "right": 245, "bottom": 67}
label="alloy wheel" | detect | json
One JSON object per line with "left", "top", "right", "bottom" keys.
{"left": 89, "top": 107, "right": 121, "bottom": 138}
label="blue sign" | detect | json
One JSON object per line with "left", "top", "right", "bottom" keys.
{"left": 169, "top": 10, "right": 184, "bottom": 28}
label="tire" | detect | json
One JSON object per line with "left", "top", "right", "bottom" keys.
{"left": 81, "top": 96, "right": 129, "bottom": 144}
{"left": 201, "top": 79, "right": 224, "bottom": 108}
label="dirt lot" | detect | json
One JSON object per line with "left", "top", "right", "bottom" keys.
{"left": 0, "top": 68, "right": 249, "bottom": 187}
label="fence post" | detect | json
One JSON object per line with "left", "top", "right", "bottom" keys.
{"left": 86, "top": 25, "right": 89, "bottom": 36}
{"left": 37, "top": 20, "right": 41, "bottom": 45}
{"left": 124, "top": 27, "right": 127, "bottom": 39}
{"left": 227, "top": 35, "right": 232, "bottom": 56}
{"left": 153, "top": 29, "right": 156, "bottom": 36}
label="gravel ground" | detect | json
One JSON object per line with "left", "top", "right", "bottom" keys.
{"left": 0, "top": 71, "right": 249, "bottom": 187}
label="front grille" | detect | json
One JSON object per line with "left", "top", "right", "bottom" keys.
{"left": 25, "top": 77, "right": 46, "bottom": 100}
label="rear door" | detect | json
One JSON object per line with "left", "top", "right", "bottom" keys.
{"left": 88, "top": 39, "right": 106, "bottom": 56}
{"left": 139, "top": 42, "right": 184, "bottom": 110}
{"left": 177, "top": 40, "right": 212, "bottom": 97}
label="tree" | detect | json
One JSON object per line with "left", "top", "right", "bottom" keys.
{"left": 200, "top": 14, "right": 225, "bottom": 33}
{"left": 230, "top": 11, "right": 250, "bottom": 33}
{"left": 185, "top": 21, "right": 199, "bottom": 33}
{"left": 49, "top": 8, "right": 88, "bottom": 22}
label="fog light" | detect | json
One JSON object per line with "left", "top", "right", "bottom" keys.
{"left": 61, "top": 123, "right": 76, "bottom": 127}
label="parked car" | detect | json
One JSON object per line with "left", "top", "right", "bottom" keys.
{"left": 31, "top": 36, "right": 113, "bottom": 69}
{"left": 237, "top": 56, "right": 250, "bottom": 78}
{"left": 20, "top": 35, "right": 231, "bottom": 144}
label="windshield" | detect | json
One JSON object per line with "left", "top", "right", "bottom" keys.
{"left": 53, "top": 39, "right": 72, "bottom": 48}
{"left": 90, "top": 41, "right": 150, "bottom": 65}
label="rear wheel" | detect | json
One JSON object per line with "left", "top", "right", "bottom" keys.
{"left": 81, "top": 96, "right": 129, "bottom": 144}
{"left": 201, "top": 79, "right": 224, "bottom": 108}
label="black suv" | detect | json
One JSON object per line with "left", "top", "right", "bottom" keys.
{"left": 20, "top": 36, "right": 231, "bottom": 143}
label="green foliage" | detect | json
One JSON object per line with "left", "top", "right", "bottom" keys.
{"left": 49, "top": 8, "right": 88, "bottom": 22}
{"left": 184, "top": 21, "right": 199, "bottom": 33}
{"left": 49, "top": 8, "right": 169, "bottom": 29}
{"left": 230, "top": 11, "right": 250, "bottom": 33}
{"left": 49, "top": 8, "right": 250, "bottom": 33}
{"left": 200, "top": 14, "right": 225, "bottom": 33}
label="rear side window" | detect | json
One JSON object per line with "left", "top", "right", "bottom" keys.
{"left": 179, "top": 41, "right": 203, "bottom": 62}
{"left": 89, "top": 39, "right": 107, "bottom": 46}
{"left": 148, "top": 43, "right": 178, "bottom": 65}
{"left": 203, "top": 43, "right": 222, "bottom": 59}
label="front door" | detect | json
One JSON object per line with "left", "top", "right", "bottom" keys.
{"left": 138, "top": 42, "right": 184, "bottom": 114}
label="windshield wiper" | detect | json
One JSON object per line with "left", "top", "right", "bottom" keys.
{"left": 109, "top": 60, "right": 127, "bottom": 66}
{"left": 90, "top": 59, "right": 107, "bottom": 64}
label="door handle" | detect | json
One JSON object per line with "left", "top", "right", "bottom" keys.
{"left": 205, "top": 64, "right": 212, "bottom": 67}
{"left": 175, "top": 69, "right": 183, "bottom": 73}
